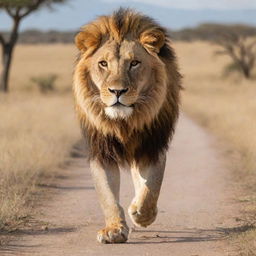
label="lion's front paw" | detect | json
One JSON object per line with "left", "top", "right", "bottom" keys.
{"left": 97, "top": 224, "right": 129, "bottom": 244}
{"left": 128, "top": 202, "right": 158, "bottom": 228}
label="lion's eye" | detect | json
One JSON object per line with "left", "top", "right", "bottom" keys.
{"left": 99, "top": 60, "right": 108, "bottom": 68}
{"left": 130, "top": 60, "right": 140, "bottom": 68}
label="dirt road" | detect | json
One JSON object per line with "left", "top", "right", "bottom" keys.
{"left": 1, "top": 115, "right": 240, "bottom": 256}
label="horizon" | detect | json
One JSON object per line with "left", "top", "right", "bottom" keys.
{"left": 1, "top": 21, "right": 256, "bottom": 33}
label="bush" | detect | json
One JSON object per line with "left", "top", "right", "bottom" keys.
{"left": 222, "top": 62, "right": 244, "bottom": 77}
{"left": 31, "top": 74, "right": 58, "bottom": 93}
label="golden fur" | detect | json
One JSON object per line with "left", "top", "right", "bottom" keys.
{"left": 73, "top": 8, "right": 181, "bottom": 166}
{"left": 73, "top": 8, "right": 182, "bottom": 244}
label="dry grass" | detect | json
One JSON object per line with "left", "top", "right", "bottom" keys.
{"left": 0, "top": 44, "right": 80, "bottom": 233}
{"left": 175, "top": 41, "right": 256, "bottom": 255}
{"left": 176, "top": 40, "right": 256, "bottom": 186}
{"left": 9, "top": 44, "right": 76, "bottom": 92}
{"left": 231, "top": 228, "right": 256, "bottom": 256}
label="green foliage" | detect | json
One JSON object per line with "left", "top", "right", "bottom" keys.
{"left": 31, "top": 74, "right": 58, "bottom": 93}
{"left": 0, "top": 0, "right": 67, "bottom": 19}
{"left": 0, "top": 0, "right": 40, "bottom": 7}
{"left": 0, "top": 0, "right": 66, "bottom": 9}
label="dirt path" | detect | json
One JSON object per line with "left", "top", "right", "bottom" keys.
{"left": 1, "top": 115, "right": 241, "bottom": 256}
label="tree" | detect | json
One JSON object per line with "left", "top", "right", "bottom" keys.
{"left": 214, "top": 32, "right": 256, "bottom": 79}
{"left": 0, "top": 0, "right": 66, "bottom": 93}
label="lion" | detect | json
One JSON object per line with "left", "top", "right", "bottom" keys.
{"left": 73, "top": 8, "right": 181, "bottom": 243}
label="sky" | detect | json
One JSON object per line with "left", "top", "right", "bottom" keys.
{"left": 1, "top": 0, "right": 256, "bottom": 31}
{"left": 103, "top": 0, "right": 256, "bottom": 9}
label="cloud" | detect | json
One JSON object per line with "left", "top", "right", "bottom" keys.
{"left": 103, "top": 0, "right": 256, "bottom": 10}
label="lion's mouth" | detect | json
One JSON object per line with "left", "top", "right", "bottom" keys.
{"left": 112, "top": 102, "right": 125, "bottom": 107}
{"left": 112, "top": 102, "right": 134, "bottom": 108}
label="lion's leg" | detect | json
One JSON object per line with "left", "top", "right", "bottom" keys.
{"left": 90, "top": 159, "right": 129, "bottom": 243}
{"left": 129, "top": 154, "right": 166, "bottom": 227}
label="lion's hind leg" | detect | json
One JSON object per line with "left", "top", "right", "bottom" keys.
{"left": 129, "top": 154, "right": 166, "bottom": 227}
{"left": 90, "top": 160, "right": 129, "bottom": 243}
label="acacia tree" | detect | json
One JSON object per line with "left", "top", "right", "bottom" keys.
{"left": 0, "top": 0, "right": 66, "bottom": 92}
{"left": 215, "top": 32, "right": 256, "bottom": 79}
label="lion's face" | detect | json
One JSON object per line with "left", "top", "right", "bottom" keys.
{"left": 73, "top": 10, "right": 179, "bottom": 133}
{"left": 89, "top": 39, "right": 156, "bottom": 119}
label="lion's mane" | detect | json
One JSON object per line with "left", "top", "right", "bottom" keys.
{"left": 73, "top": 8, "right": 182, "bottom": 166}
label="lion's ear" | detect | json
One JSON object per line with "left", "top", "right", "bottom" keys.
{"left": 75, "top": 29, "right": 101, "bottom": 55}
{"left": 75, "top": 32, "right": 87, "bottom": 52}
{"left": 140, "top": 29, "right": 165, "bottom": 54}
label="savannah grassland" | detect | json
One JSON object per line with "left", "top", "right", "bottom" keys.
{"left": 175, "top": 41, "right": 256, "bottom": 255}
{"left": 0, "top": 42, "right": 255, "bottom": 253}
{"left": 0, "top": 45, "right": 80, "bottom": 238}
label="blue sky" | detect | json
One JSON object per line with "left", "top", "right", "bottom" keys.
{"left": 1, "top": 0, "right": 256, "bottom": 31}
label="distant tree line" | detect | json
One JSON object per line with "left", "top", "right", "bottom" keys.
{"left": 1, "top": 23, "right": 256, "bottom": 44}
{"left": 169, "top": 23, "right": 256, "bottom": 41}
{"left": 0, "top": 29, "right": 76, "bottom": 44}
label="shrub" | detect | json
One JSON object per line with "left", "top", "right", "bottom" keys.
{"left": 31, "top": 74, "right": 58, "bottom": 93}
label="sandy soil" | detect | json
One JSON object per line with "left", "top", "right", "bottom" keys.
{"left": 0, "top": 115, "right": 241, "bottom": 256}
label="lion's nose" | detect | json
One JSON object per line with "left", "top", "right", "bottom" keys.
{"left": 108, "top": 88, "right": 128, "bottom": 98}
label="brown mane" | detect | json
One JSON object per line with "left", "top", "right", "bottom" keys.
{"left": 73, "top": 8, "right": 182, "bottom": 166}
